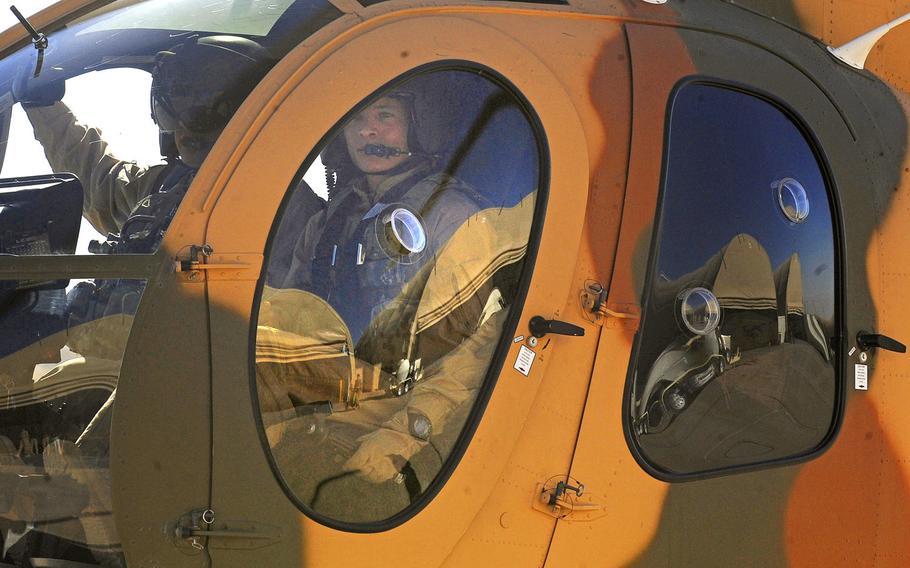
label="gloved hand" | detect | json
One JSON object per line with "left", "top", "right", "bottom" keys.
{"left": 11, "top": 66, "right": 64, "bottom": 108}
{"left": 343, "top": 427, "right": 424, "bottom": 483}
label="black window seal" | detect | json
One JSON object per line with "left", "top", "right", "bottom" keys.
{"left": 621, "top": 76, "right": 848, "bottom": 483}
{"left": 247, "top": 59, "right": 551, "bottom": 532}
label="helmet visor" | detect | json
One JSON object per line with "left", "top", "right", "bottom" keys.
{"left": 150, "top": 92, "right": 179, "bottom": 132}
{"left": 151, "top": 49, "right": 235, "bottom": 134}
{"left": 152, "top": 90, "right": 231, "bottom": 134}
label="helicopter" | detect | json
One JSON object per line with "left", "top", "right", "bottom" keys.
{"left": 0, "top": 0, "right": 908, "bottom": 566}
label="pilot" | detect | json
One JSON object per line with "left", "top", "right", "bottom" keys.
{"left": 271, "top": 82, "right": 505, "bottom": 487}
{"left": 12, "top": 35, "right": 273, "bottom": 361}
{"left": 8, "top": 35, "right": 272, "bottom": 454}
{"left": 282, "top": 89, "right": 486, "bottom": 341}
{"left": 0, "top": 40, "right": 274, "bottom": 563}
{"left": 15, "top": 34, "right": 273, "bottom": 252}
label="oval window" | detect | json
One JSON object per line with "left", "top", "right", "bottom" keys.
{"left": 253, "top": 68, "right": 543, "bottom": 525}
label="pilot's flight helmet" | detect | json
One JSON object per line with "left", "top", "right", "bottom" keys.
{"left": 321, "top": 73, "right": 473, "bottom": 189}
{"left": 150, "top": 35, "right": 273, "bottom": 136}
{"left": 387, "top": 72, "right": 490, "bottom": 157}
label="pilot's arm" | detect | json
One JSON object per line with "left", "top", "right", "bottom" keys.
{"left": 343, "top": 309, "right": 507, "bottom": 483}
{"left": 25, "top": 102, "right": 166, "bottom": 236}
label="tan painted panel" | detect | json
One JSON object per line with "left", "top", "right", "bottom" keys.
{"left": 438, "top": 13, "right": 631, "bottom": 566}
{"left": 545, "top": 22, "right": 692, "bottom": 567}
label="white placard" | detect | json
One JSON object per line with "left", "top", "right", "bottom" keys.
{"left": 855, "top": 364, "right": 868, "bottom": 390}
{"left": 514, "top": 345, "right": 536, "bottom": 376}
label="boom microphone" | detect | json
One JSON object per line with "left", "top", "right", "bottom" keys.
{"left": 361, "top": 144, "right": 438, "bottom": 159}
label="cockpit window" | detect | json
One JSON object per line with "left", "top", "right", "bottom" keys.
{"left": 0, "top": 0, "right": 344, "bottom": 256}
{"left": 1, "top": 68, "right": 160, "bottom": 254}
{"left": 253, "top": 68, "right": 543, "bottom": 526}
{"left": 626, "top": 83, "right": 840, "bottom": 478}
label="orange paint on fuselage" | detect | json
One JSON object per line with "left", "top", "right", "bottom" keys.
{"left": 786, "top": 396, "right": 910, "bottom": 566}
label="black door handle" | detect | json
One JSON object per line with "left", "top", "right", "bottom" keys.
{"left": 857, "top": 331, "right": 907, "bottom": 354}
{"left": 529, "top": 316, "right": 585, "bottom": 338}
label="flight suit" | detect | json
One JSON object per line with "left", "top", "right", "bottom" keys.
{"left": 25, "top": 102, "right": 173, "bottom": 237}
{"left": 25, "top": 102, "right": 194, "bottom": 359}
{"left": 263, "top": 160, "right": 510, "bottom": 485}
{"left": 283, "top": 161, "right": 486, "bottom": 344}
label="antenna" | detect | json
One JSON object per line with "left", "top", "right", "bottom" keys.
{"left": 9, "top": 5, "right": 49, "bottom": 77}
{"left": 827, "top": 11, "right": 910, "bottom": 70}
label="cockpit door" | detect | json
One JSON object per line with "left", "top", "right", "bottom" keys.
{"left": 546, "top": 22, "right": 850, "bottom": 566}
{"left": 202, "top": 12, "right": 592, "bottom": 567}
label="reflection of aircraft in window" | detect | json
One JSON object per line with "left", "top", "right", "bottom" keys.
{"left": 0, "top": 0, "right": 910, "bottom": 566}
{"left": 635, "top": 234, "right": 834, "bottom": 459}
{"left": 774, "top": 252, "right": 831, "bottom": 362}
{"left": 636, "top": 233, "right": 771, "bottom": 434}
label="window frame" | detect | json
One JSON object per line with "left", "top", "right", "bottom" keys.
{"left": 247, "top": 60, "right": 551, "bottom": 532}
{"left": 621, "top": 77, "right": 848, "bottom": 483}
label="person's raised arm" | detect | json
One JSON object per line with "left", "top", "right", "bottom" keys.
{"left": 25, "top": 102, "right": 163, "bottom": 236}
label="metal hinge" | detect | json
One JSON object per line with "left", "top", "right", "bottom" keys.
{"left": 175, "top": 244, "right": 214, "bottom": 274}
{"left": 175, "top": 244, "right": 261, "bottom": 282}
{"left": 174, "top": 508, "right": 282, "bottom": 551}
{"left": 580, "top": 282, "right": 640, "bottom": 330}
{"left": 532, "top": 476, "right": 607, "bottom": 522}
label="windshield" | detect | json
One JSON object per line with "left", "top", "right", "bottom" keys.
{"left": 79, "top": 0, "right": 300, "bottom": 36}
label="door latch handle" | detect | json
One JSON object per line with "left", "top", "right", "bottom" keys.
{"left": 857, "top": 331, "right": 907, "bottom": 353}
{"left": 529, "top": 316, "right": 585, "bottom": 338}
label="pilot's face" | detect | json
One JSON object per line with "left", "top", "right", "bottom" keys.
{"left": 344, "top": 96, "right": 410, "bottom": 175}
{"left": 175, "top": 126, "right": 220, "bottom": 168}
